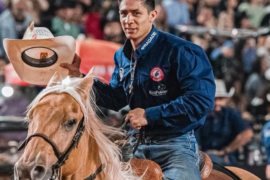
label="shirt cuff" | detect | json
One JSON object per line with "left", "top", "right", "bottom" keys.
{"left": 145, "top": 106, "right": 162, "bottom": 127}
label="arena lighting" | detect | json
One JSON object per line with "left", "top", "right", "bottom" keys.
{"left": 267, "top": 94, "right": 270, "bottom": 103}
{"left": 265, "top": 68, "right": 270, "bottom": 80}
{"left": 209, "top": 29, "right": 217, "bottom": 35}
{"left": 2, "top": 85, "right": 14, "bottom": 98}
{"left": 231, "top": 29, "right": 238, "bottom": 37}
{"left": 180, "top": 26, "right": 188, "bottom": 32}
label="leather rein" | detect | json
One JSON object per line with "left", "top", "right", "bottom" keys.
{"left": 18, "top": 117, "right": 104, "bottom": 180}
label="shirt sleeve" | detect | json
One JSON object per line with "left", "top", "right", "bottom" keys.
{"left": 262, "top": 122, "right": 270, "bottom": 164}
{"left": 93, "top": 53, "right": 128, "bottom": 111}
{"left": 230, "top": 109, "right": 249, "bottom": 135}
{"left": 145, "top": 45, "right": 215, "bottom": 126}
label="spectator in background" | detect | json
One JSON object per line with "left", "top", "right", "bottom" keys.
{"left": 217, "top": 11, "right": 234, "bottom": 29}
{"left": 186, "top": 0, "right": 199, "bottom": 25}
{"left": 262, "top": 120, "right": 270, "bottom": 180}
{"left": 220, "top": 0, "right": 238, "bottom": 16}
{"left": 211, "top": 40, "right": 242, "bottom": 93}
{"left": 245, "top": 35, "right": 270, "bottom": 103}
{"left": 71, "top": 1, "right": 89, "bottom": 37}
{"left": 154, "top": 1, "right": 168, "bottom": 32}
{"left": 162, "top": 0, "right": 190, "bottom": 33}
{"left": 25, "top": 0, "right": 49, "bottom": 26}
{"left": 191, "top": 34, "right": 212, "bottom": 56}
{"left": 0, "top": 86, "right": 31, "bottom": 116}
{"left": 0, "top": 56, "right": 6, "bottom": 84}
{"left": 234, "top": 11, "right": 252, "bottom": 29}
{"left": 0, "top": 0, "right": 6, "bottom": 14}
{"left": 196, "top": 79, "right": 253, "bottom": 166}
{"left": 260, "top": 88, "right": 270, "bottom": 179}
{"left": 216, "top": 0, "right": 238, "bottom": 29}
{"left": 245, "top": 56, "right": 269, "bottom": 103}
{"left": 85, "top": 0, "right": 104, "bottom": 39}
{"left": 238, "top": 0, "right": 266, "bottom": 28}
{"left": 247, "top": 84, "right": 270, "bottom": 121}
{"left": 101, "top": 8, "right": 125, "bottom": 44}
{"left": 242, "top": 37, "right": 257, "bottom": 78}
{"left": 260, "top": 0, "right": 270, "bottom": 27}
{"left": 51, "top": 0, "right": 80, "bottom": 38}
{"left": 198, "top": 0, "right": 221, "bottom": 18}
{"left": 196, "top": 5, "right": 217, "bottom": 28}
{"left": 0, "top": 0, "right": 33, "bottom": 61}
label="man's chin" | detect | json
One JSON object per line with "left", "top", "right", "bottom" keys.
{"left": 125, "top": 33, "right": 137, "bottom": 39}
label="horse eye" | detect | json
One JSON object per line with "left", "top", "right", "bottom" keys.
{"left": 67, "top": 119, "right": 77, "bottom": 127}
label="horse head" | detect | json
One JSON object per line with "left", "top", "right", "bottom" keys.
{"left": 14, "top": 72, "right": 95, "bottom": 179}
{"left": 14, "top": 72, "right": 138, "bottom": 180}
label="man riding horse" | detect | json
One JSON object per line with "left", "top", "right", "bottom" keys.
{"left": 61, "top": 0, "right": 216, "bottom": 179}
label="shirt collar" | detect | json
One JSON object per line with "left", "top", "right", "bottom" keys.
{"left": 123, "top": 26, "right": 159, "bottom": 60}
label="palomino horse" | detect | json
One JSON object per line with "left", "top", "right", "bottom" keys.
{"left": 14, "top": 71, "right": 260, "bottom": 180}
{"left": 14, "top": 71, "right": 159, "bottom": 180}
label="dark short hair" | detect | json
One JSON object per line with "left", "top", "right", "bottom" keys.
{"left": 118, "top": 0, "right": 155, "bottom": 12}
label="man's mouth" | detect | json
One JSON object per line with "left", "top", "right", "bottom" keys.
{"left": 125, "top": 28, "right": 136, "bottom": 33}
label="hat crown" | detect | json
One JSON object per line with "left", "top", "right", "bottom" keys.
{"left": 23, "top": 22, "right": 54, "bottom": 40}
{"left": 215, "top": 79, "right": 234, "bottom": 97}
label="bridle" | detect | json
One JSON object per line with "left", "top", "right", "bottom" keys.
{"left": 18, "top": 117, "right": 104, "bottom": 180}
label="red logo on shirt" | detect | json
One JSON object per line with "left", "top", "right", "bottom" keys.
{"left": 150, "top": 67, "right": 164, "bottom": 82}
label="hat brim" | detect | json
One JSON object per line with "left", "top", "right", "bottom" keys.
{"left": 3, "top": 36, "right": 76, "bottom": 85}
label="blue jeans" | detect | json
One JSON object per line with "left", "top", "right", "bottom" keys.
{"left": 129, "top": 131, "right": 201, "bottom": 180}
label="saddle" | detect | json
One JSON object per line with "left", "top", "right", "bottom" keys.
{"left": 129, "top": 151, "right": 213, "bottom": 180}
{"left": 129, "top": 149, "right": 257, "bottom": 180}
{"left": 117, "top": 139, "right": 213, "bottom": 180}
{"left": 199, "top": 151, "right": 213, "bottom": 179}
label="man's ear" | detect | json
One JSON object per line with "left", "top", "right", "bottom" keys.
{"left": 149, "top": 10, "right": 158, "bottom": 23}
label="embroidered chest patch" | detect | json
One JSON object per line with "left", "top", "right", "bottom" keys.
{"left": 150, "top": 67, "right": 164, "bottom": 82}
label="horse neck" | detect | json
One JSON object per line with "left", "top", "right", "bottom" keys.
{"left": 62, "top": 132, "right": 104, "bottom": 180}
{"left": 84, "top": 133, "right": 104, "bottom": 179}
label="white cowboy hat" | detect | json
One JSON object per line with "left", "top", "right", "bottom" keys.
{"left": 3, "top": 22, "right": 76, "bottom": 85}
{"left": 215, "top": 79, "right": 235, "bottom": 98}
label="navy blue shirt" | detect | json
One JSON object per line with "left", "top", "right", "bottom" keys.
{"left": 196, "top": 107, "right": 249, "bottom": 151}
{"left": 94, "top": 26, "right": 215, "bottom": 135}
{"left": 262, "top": 121, "right": 270, "bottom": 164}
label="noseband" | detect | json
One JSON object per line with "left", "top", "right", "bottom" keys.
{"left": 18, "top": 117, "right": 104, "bottom": 180}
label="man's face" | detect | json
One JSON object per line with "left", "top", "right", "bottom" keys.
{"left": 214, "top": 97, "right": 227, "bottom": 111}
{"left": 11, "top": 0, "right": 26, "bottom": 20}
{"left": 119, "top": 0, "right": 156, "bottom": 42}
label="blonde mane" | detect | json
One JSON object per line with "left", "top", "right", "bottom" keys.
{"left": 27, "top": 77, "right": 139, "bottom": 180}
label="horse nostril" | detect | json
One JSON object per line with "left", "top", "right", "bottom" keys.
{"left": 32, "top": 165, "right": 46, "bottom": 179}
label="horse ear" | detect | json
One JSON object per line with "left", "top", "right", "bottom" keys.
{"left": 47, "top": 72, "right": 62, "bottom": 87}
{"left": 76, "top": 74, "right": 94, "bottom": 99}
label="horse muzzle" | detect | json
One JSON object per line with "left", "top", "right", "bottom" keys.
{"left": 14, "top": 160, "right": 54, "bottom": 180}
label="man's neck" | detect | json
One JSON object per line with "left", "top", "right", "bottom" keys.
{"left": 130, "top": 26, "right": 153, "bottom": 50}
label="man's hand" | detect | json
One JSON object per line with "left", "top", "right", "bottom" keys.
{"left": 125, "top": 108, "right": 148, "bottom": 129}
{"left": 60, "top": 54, "right": 82, "bottom": 78}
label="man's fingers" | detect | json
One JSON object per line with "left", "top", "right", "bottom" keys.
{"left": 60, "top": 63, "right": 76, "bottom": 71}
{"left": 73, "top": 54, "right": 81, "bottom": 67}
{"left": 125, "top": 114, "right": 131, "bottom": 121}
{"left": 131, "top": 122, "right": 137, "bottom": 129}
{"left": 60, "top": 63, "right": 81, "bottom": 77}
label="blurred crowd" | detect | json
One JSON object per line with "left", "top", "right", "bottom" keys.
{"left": 1, "top": 0, "right": 270, "bottom": 118}
{"left": 1, "top": 0, "right": 270, "bottom": 178}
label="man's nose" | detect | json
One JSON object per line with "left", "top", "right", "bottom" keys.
{"left": 125, "top": 14, "right": 134, "bottom": 24}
